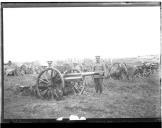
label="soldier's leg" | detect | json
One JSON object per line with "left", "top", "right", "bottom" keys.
{"left": 96, "top": 78, "right": 100, "bottom": 93}
{"left": 94, "top": 78, "right": 98, "bottom": 93}
{"left": 99, "top": 78, "right": 103, "bottom": 94}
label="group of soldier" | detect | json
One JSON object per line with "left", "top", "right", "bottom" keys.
{"left": 4, "top": 61, "right": 44, "bottom": 76}
{"left": 4, "top": 56, "right": 159, "bottom": 94}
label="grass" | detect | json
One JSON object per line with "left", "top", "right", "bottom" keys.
{"left": 3, "top": 71, "right": 161, "bottom": 119}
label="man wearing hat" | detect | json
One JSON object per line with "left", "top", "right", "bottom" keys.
{"left": 92, "top": 56, "right": 107, "bottom": 94}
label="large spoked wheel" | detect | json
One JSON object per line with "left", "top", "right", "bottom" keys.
{"left": 64, "top": 69, "right": 86, "bottom": 95}
{"left": 36, "top": 68, "right": 64, "bottom": 100}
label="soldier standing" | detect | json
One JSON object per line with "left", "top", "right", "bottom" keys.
{"left": 47, "top": 61, "right": 53, "bottom": 68}
{"left": 92, "top": 56, "right": 107, "bottom": 94}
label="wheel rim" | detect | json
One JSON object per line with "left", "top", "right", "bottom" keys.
{"left": 36, "top": 68, "right": 64, "bottom": 99}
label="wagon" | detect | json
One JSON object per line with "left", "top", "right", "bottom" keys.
{"left": 35, "top": 67, "right": 104, "bottom": 100}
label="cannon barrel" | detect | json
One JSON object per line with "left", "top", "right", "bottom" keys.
{"left": 63, "top": 71, "right": 104, "bottom": 77}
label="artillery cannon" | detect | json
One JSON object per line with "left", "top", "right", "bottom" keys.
{"left": 35, "top": 67, "right": 104, "bottom": 100}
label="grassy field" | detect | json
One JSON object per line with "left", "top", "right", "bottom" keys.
{"left": 3, "top": 71, "right": 161, "bottom": 119}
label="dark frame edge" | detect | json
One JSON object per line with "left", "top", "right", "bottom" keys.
{"left": 0, "top": 2, "right": 4, "bottom": 123}
{"left": 160, "top": 2, "right": 162, "bottom": 123}
{"left": 1, "top": 118, "right": 161, "bottom": 123}
{"left": 1, "top": 1, "right": 161, "bottom": 8}
{"left": 0, "top": 1, "right": 161, "bottom": 123}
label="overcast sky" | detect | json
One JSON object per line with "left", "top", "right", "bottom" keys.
{"left": 3, "top": 7, "right": 160, "bottom": 63}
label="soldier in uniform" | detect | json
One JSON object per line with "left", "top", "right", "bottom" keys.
{"left": 92, "top": 56, "right": 107, "bottom": 94}
{"left": 47, "top": 61, "right": 53, "bottom": 68}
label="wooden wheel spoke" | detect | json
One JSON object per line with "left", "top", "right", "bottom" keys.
{"left": 44, "top": 89, "right": 49, "bottom": 98}
{"left": 49, "top": 89, "right": 53, "bottom": 99}
{"left": 39, "top": 78, "right": 49, "bottom": 84}
{"left": 36, "top": 68, "right": 64, "bottom": 99}
{"left": 39, "top": 86, "right": 48, "bottom": 91}
{"left": 47, "top": 89, "right": 51, "bottom": 99}
{"left": 42, "top": 72, "right": 50, "bottom": 83}
{"left": 47, "top": 89, "right": 52, "bottom": 98}
{"left": 40, "top": 88, "right": 49, "bottom": 96}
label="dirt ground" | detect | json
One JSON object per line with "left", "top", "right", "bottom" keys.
{"left": 3, "top": 72, "right": 161, "bottom": 119}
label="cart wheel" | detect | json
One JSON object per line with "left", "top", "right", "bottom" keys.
{"left": 36, "top": 68, "right": 64, "bottom": 100}
{"left": 64, "top": 69, "right": 85, "bottom": 95}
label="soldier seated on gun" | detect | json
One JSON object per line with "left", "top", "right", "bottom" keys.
{"left": 92, "top": 56, "right": 107, "bottom": 94}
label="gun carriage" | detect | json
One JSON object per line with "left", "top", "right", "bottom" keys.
{"left": 36, "top": 66, "right": 104, "bottom": 100}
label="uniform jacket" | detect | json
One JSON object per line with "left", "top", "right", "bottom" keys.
{"left": 93, "top": 62, "right": 107, "bottom": 78}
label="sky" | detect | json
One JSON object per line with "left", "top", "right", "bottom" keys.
{"left": 3, "top": 7, "right": 160, "bottom": 63}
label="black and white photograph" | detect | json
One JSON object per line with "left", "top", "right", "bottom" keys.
{"left": 1, "top": 2, "right": 161, "bottom": 120}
